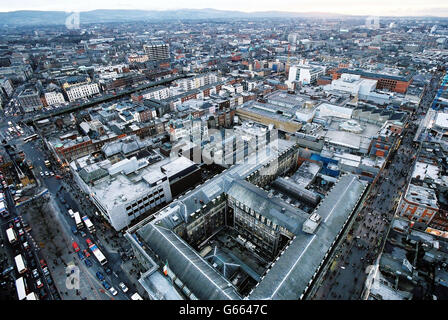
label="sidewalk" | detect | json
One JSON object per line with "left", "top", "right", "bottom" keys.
{"left": 120, "top": 259, "right": 150, "bottom": 299}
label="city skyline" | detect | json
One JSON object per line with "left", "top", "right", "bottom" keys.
{"left": 0, "top": 0, "right": 448, "bottom": 17}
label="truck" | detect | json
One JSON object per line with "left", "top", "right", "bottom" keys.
{"left": 82, "top": 216, "right": 95, "bottom": 233}
{"left": 0, "top": 200, "right": 8, "bottom": 218}
{"left": 6, "top": 227, "right": 17, "bottom": 244}
{"left": 89, "top": 243, "right": 107, "bottom": 265}
{"left": 73, "top": 211, "right": 83, "bottom": 229}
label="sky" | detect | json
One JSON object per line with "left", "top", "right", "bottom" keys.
{"left": 0, "top": 0, "right": 448, "bottom": 16}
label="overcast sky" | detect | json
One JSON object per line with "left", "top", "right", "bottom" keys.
{"left": 1, "top": 0, "right": 448, "bottom": 16}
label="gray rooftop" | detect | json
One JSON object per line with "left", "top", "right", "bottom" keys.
{"left": 249, "top": 174, "right": 367, "bottom": 299}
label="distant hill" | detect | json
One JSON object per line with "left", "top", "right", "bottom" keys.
{"left": 0, "top": 9, "right": 355, "bottom": 26}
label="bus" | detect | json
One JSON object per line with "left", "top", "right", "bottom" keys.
{"left": 6, "top": 227, "right": 17, "bottom": 244}
{"left": 89, "top": 243, "right": 108, "bottom": 265}
{"left": 23, "top": 134, "right": 38, "bottom": 143}
{"left": 82, "top": 216, "right": 95, "bottom": 233}
{"left": 68, "top": 209, "right": 75, "bottom": 218}
{"left": 73, "top": 211, "right": 83, "bottom": 229}
{"left": 15, "top": 277, "right": 28, "bottom": 300}
{"left": 130, "top": 293, "right": 143, "bottom": 300}
{"left": 14, "top": 254, "right": 27, "bottom": 274}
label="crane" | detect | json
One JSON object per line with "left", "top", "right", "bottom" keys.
{"left": 286, "top": 44, "right": 291, "bottom": 76}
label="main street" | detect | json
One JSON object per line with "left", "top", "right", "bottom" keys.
{"left": 309, "top": 73, "right": 442, "bottom": 300}
{"left": 16, "top": 136, "right": 134, "bottom": 300}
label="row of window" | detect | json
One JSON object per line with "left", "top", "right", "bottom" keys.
{"left": 232, "top": 198, "right": 278, "bottom": 230}
{"left": 126, "top": 189, "right": 165, "bottom": 215}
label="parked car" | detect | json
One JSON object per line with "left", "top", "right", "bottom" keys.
{"left": 109, "top": 287, "right": 118, "bottom": 296}
{"left": 83, "top": 249, "right": 90, "bottom": 258}
{"left": 29, "top": 259, "right": 36, "bottom": 269}
{"left": 102, "top": 281, "right": 111, "bottom": 290}
{"left": 119, "top": 282, "right": 129, "bottom": 293}
{"left": 96, "top": 271, "right": 105, "bottom": 281}
{"left": 38, "top": 288, "right": 47, "bottom": 298}
{"left": 23, "top": 222, "right": 31, "bottom": 232}
{"left": 32, "top": 269, "right": 39, "bottom": 278}
{"left": 35, "top": 278, "right": 43, "bottom": 289}
{"left": 42, "top": 267, "right": 50, "bottom": 277}
{"left": 84, "top": 259, "right": 92, "bottom": 268}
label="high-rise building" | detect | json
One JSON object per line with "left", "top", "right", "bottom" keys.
{"left": 143, "top": 41, "right": 170, "bottom": 62}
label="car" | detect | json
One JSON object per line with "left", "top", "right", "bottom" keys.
{"left": 50, "top": 172, "right": 54, "bottom": 176}
{"left": 84, "top": 259, "right": 92, "bottom": 268}
{"left": 105, "top": 267, "right": 112, "bottom": 275}
{"left": 35, "top": 278, "right": 43, "bottom": 288}
{"left": 23, "top": 242, "right": 29, "bottom": 250}
{"left": 86, "top": 238, "right": 93, "bottom": 247}
{"left": 77, "top": 251, "right": 84, "bottom": 260}
{"left": 83, "top": 249, "right": 90, "bottom": 258}
{"left": 80, "top": 231, "right": 86, "bottom": 237}
{"left": 42, "top": 266, "right": 50, "bottom": 277}
{"left": 32, "top": 269, "right": 39, "bottom": 278}
{"left": 46, "top": 276, "right": 53, "bottom": 285}
{"left": 96, "top": 271, "right": 105, "bottom": 281}
{"left": 118, "top": 282, "right": 128, "bottom": 293}
{"left": 109, "top": 287, "right": 118, "bottom": 296}
{"left": 72, "top": 241, "right": 80, "bottom": 253}
{"left": 29, "top": 259, "right": 37, "bottom": 269}
{"left": 45, "top": 172, "right": 49, "bottom": 176}
{"left": 38, "top": 288, "right": 47, "bottom": 298}
{"left": 102, "top": 281, "right": 111, "bottom": 290}
{"left": 23, "top": 222, "right": 31, "bottom": 232}
{"left": 40, "top": 172, "right": 43, "bottom": 177}
{"left": 18, "top": 228, "right": 24, "bottom": 236}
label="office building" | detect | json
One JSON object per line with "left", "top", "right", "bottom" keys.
{"left": 143, "top": 41, "right": 170, "bottom": 62}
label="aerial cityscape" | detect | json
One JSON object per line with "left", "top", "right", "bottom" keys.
{"left": 0, "top": 1, "right": 448, "bottom": 303}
